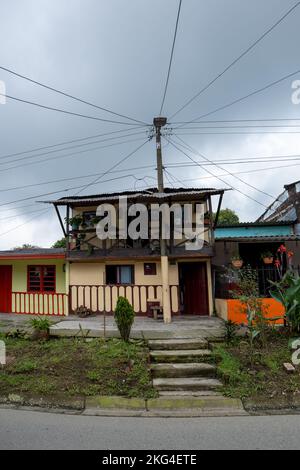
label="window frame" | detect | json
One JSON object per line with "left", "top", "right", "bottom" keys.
{"left": 27, "top": 265, "right": 56, "bottom": 293}
{"left": 144, "top": 263, "right": 157, "bottom": 276}
{"left": 105, "top": 265, "right": 134, "bottom": 285}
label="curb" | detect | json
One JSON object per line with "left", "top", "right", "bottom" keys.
{"left": 0, "top": 394, "right": 247, "bottom": 417}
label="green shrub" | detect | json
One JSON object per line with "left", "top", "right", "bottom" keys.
{"left": 29, "top": 317, "right": 52, "bottom": 331}
{"left": 114, "top": 297, "right": 135, "bottom": 342}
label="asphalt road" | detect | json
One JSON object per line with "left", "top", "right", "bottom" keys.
{"left": 1, "top": 408, "right": 300, "bottom": 450}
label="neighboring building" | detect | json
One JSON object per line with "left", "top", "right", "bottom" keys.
{"left": 257, "top": 179, "right": 300, "bottom": 234}
{"left": 0, "top": 248, "right": 67, "bottom": 315}
{"left": 45, "top": 187, "right": 226, "bottom": 322}
{"left": 213, "top": 181, "right": 300, "bottom": 323}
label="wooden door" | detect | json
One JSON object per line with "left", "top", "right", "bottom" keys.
{"left": 179, "top": 263, "right": 209, "bottom": 315}
{"left": 0, "top": 266, "right": 12, "bottom": 313}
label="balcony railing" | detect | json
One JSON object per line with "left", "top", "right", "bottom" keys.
{"left": 214, "top": 265, "right": 300, "bottom": 299}
{"left": 69, "top": 284, "right": 180, "bottom": 315}
{"left": 12, "top": 292, "right": 68, "bottom": 316}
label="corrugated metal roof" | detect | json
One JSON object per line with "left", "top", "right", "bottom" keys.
{"left": 0, "top": 248, "right": 65, "bottom": 258}
{"left": 216, "top": 235, "right": 300, "bottom": 242}
{"left": 40, "top": 187, "right": 229, "bottom": 206}
{"left": 217, "top": 221, "right": 294, "bottom": 228}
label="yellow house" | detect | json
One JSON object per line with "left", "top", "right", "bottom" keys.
{"left": 0, "top": 249, "right": 68, "bottom": 316}
{"left": 45, "top": 187, "right": 226, "bottom": 323}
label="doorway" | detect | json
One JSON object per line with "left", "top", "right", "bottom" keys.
{"left": 179, "top": 262, "right": 209, "bottom": 315}
{"left": 0, "top": 266, "right": 12, "bottom": 313}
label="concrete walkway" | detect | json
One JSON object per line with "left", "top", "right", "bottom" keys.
{"left": 0, "top": 313, "right": 225, "bottom": 341}
{"left": 49, "top": 315, "right": 225, "bottom": 340}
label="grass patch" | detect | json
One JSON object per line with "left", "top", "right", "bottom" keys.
{"left": 0, "top": 337, "right": 157, "bottom": 399}
{"left": 213, "top": 331, "right": 300, "bottom": 400}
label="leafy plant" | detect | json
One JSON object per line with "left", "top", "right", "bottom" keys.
{"left": 231, "top": 254, "right": 242, "bottom": 261}
{"left": 65, "top": 215, "right": 83, "bottom": 228}
{"left": 5, "top": 329, "right": 27, "bottom": 339}
{"left": 114, "top": 296, "right": 135, "bottom": 342}
{"left": 224, "top": 320, "right": 238, "bottom": 344}
{"left": 231, "top": 266, "right": 269, "bottom": 363}
{"left": 29, "top": 317, "right": 52, "bottom": 331}
{"left": 260, "top": 251, "right": 273, "bottom": 259}
{"left": 270, "top": 271, "right": 300, "bottom": 332}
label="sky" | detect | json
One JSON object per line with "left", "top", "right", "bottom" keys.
{"left": 0, "top": 0, "right": 300, "bottom": 249}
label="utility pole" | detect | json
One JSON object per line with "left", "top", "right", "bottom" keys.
{"left": 153, "top": 117, "right": 167, "bottom": 193}
{"left": 153, "top": 117, "right": 171, "bottom": 323}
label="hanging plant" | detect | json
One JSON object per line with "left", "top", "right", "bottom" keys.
{"left": 260, "top": 251, "right": 274, "bottom": 265}
{"left": 231, "top": 255, "right": 243, "bottom": 269}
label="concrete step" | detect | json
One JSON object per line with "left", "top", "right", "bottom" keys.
{"left": 153, "top": 377, "right": 223, "bottom": 392}
{"left": 150, "top": 349, "right": 212, "bottom": 363}
{"left": 159, "top": 391, "right": 222, "bottom": 397}
{"left": 151, "top": 362, "right": 216, "bottom": 378}
{"left": 148, "top": 338, "right": 208, "bottom": 351}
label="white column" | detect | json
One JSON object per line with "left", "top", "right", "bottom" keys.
{"left": 161, "top": 255, "right": 171, "bottom": 323}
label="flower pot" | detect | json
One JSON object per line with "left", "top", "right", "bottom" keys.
{"left": 232, "top": 260, "right": 243, "bottom": 269}
{"left": 72, "top": 223, "right": 80, "bottom": 231}
{"left": 263, "top": 257, "right": 273, "bottom": 265}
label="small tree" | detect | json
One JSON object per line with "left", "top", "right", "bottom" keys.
{"left": 52, "top": 238, "right": 67, "bottom": 248}
{"left": 114, "top": 296, "right": 135, "bottom": 342}
{"left": 231, "top": 266, "right": 269, "bottom": 362}
{"left": 215, "top": 208, "right": 239, "bottom": 225}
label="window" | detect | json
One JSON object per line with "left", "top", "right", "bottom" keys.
{"left": 144, "top": 263, "right": 157, "bottom": 275}
{"left": 28, "top": 266, "right": 56, "bottom": 293}
{"left": 82, "top": 211, "right": 96, "bottom": 228}
{"left": 106, "top": 265, "right": 134, "bottom": 285}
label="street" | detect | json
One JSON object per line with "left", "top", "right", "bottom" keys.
{"left": 0, "top": 408, "right": 300, "bottom": 450}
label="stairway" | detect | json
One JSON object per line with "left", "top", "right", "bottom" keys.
{"left": 149, "top": 338, "right": 223, "bottom": 396}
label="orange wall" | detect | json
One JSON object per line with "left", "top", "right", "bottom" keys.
{"left": 227, "top": 298, "right": 285, "bottom": 325}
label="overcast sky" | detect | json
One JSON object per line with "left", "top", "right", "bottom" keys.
{"left": 0, "top": 0, "right": 300, "bottom": 249}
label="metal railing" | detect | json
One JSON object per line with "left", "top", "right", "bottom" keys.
{"left": 214, "top": 266, "right": 300, "bottom": 299}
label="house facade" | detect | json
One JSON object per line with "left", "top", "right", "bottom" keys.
{"left": 0, "top": 249, "right": 68, "bottom": 315}
{"left": 46, "top": 187, "right": 226, "bottom": 323}
{"left": 213, "top": 181, "right": 300, "bottom": 324}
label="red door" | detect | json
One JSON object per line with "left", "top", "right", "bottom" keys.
{"left": 0, "top": 266, "right": 12, "bottom": 313}
{"left": 179, "top": 262, "right": 209, "bottom": 315}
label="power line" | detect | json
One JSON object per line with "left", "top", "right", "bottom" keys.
{"left": 159, "top": 0, "right": 183, "bottom": 115}
{"left": 0, "top": 65, "right": 147, "bottom": 125}
{"left": 166, "top": 137, "right": 269, "bottom": 208}
{"left": 0, "top": 209, "right": 51, "bottom": 238}
{"left": 0, "top": 136, "right": 148, "bottom": 174}
{"left": 0, "top": 92, "right": 149, "bottom": 126}
{"left": 169, "top": 1, "right": 300, "bottom": 119}
{"left": 173, "top": 68, "right": 300, "bottom": 129}
{"left": 174, "top": 131, "right": 300, "bottom": 135}
{"left": 168, "top": 124, "right": 300, "bottom": 129}
{"left": 74, "top": 139, "right": 151, "bottom": 196}
{"left": 0, "top": 130, "right": 148, "bottom": 167}
{"left": 0, "top": 125, "right": 147, "bottom": 162}
{"left": 170, "top": 118, "right": 300, "bottom": 124}
{"left": 166, "top": 160, "right": 300, "bottom": 183}
{"left": 2, "top": 152, "right": 300, "bottom": 194}
{"left": 173, "top": 134, "right": 277, "bottom": 199}
{"left": 0, "top": 208, "right": 47, "bottom": 222}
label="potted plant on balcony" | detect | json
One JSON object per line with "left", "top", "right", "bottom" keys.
{"left": 91, "top": 215, "right": 101, "bottom": 227}
{"left": 231, "top": 254, "right": 243, "bottom": 269}
{"left": 67, "top": 215, "right": 83, "bottom": 231}
{"left": 261, "top": 250, "right": 274, "bottom": 265}
{"left": 204, "top": 211, "right": 210, "bottom": 225}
